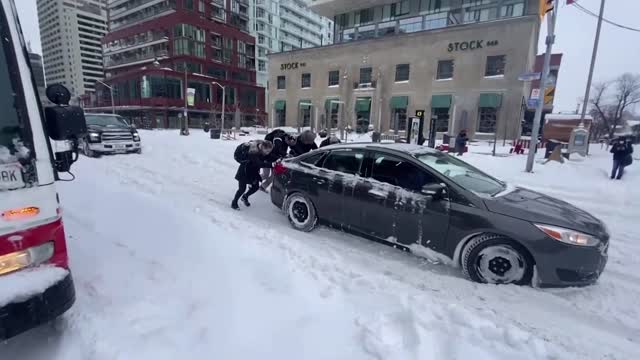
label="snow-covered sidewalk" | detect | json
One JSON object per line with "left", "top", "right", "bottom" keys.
{"left": 2, "top": 131, "right": 638, "bottom": 359}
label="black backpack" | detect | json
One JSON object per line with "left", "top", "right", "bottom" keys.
{"left": 234, "top": 143, "right": 248, "bottom": 164}
{"left": 265, "top": 129, "right": 287, "bottom": 142}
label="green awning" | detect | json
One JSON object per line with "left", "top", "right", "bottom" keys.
{"left": 355, "top": 97, "right": 371, "bottom": 112}
{"left": 390, "top": 96, "right": 409, "bottom": 109}
{"left": 325, "top": 98, "right": 340, "bottom": 111}
{"left": 479, "top": 93, "right": 503, "bottom": 108}
{"left": 431, "top": 94, "right": 452, "bottom": 109}
{"left": 274, "top": 100, "right": 286, "bottom": 111}
{"left": 299, "top": 100, "right": 312, "bottom": 108}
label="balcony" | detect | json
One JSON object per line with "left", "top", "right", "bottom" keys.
{"left": 104, "top": 35, "right": 169, "bottom": 56}
{"left": 309, "top": 0, "right": 395, "bottom": 18}
{"left": 105, "top": 49, "right": 169, "bottom": 70}
{"left": 110, "top": 0, "right": 168, "bottom": 20}
{"left": 111, "top": 1, "right": 177, "bottom": 31}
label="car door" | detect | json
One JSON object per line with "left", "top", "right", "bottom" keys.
{"left": 360, "top": 151, "right": 450, "bottom": 249}
{"left": 288, "top": 150, "right": 328, "bottom": 211}
{"left": 315, "top": 149, "right": 366, "bottom": 230}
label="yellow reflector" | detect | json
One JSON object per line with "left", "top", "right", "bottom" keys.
{"left": 0, "top": 250, "right": 31, "bottom": 276}
{"left": 2, "top": 207, "right": 40, "bottom": 220}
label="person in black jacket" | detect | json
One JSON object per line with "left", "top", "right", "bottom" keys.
{"left": 289, "top": 130, "right": 318, "bottom": 156}
{"left": 610, "top": 138, "right": 634, "bottom": 180}
{"left": 260, "top": 132, "right": 296, "bottom": 192}
{"left": 319, "top": 135, "right": 341, "bottom": 148}
{"left": 232, "top": 140, "right": 274, "bottom": 209}
{"left": 455, "top": 129, "right": 468, "bottom": 156}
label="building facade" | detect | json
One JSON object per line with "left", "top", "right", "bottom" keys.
{"left": 28, "top": 52, "right": 48, "bottom": 104}
{"left": 36, "top": 0, "right": 107, "bottom": 99}
{"left": 251, "top": 0, "right": 333, "bottom": 88}
{"left": 88, "top": 0, "right": 265, "bottom": 129}
{"left": 269, "top": 0, "right": 541, "bottom": 140}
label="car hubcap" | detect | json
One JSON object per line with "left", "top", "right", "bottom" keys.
{"left": 290, "top": 200, "right": 309, "bottom": 224}
{"left": 476, "top": 245, "right": 525, "bottom": 284}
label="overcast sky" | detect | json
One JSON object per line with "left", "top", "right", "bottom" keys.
{"left": 14, "top": 0, "right": 640, "bottom": 113}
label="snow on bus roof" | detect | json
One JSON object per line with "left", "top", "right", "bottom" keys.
{"left": 545, "top": 114, "right": 593, "bottom": 121}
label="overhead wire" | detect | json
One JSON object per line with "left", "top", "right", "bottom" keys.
{"left": 570, "top": 1, "right": 640, "bottom": 33}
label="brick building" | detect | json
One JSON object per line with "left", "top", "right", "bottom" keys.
{"left": 88, "top": 0, "right": 265, "bottom": 129}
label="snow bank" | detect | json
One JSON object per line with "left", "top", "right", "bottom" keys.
{"left": 0, "top": 266, "right": 68, "bottom": 307}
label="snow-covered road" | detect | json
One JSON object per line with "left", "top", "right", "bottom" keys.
{"left": 2, "top": 131, "right": 639, "bottom": 359}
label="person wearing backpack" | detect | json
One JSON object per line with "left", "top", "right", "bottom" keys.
{"left": 610, "top": 137, "right": 634, "bottom": 180}
{"left": 232, "top": 140, "right": 274, "bottom": 210}
{"left": 260, "top": 130, "right": 296, "bottom": 192}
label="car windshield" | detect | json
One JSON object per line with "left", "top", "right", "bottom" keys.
{"left": 86, "top": 115, "right": 129, "bottom": 127}
{"left": 416, "top": 152, "right": 505, "bottom": 196}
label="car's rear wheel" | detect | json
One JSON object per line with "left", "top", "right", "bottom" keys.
{"left": 285, "top": 193, "right": 317, "bottom": 232}
{"left": 462, "top": 234, "right": 533, "bottom": 285}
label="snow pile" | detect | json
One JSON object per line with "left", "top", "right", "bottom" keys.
{"left": 0, "top": 266, "right": 68, "bottom": 307}
{"left": 2, "top": 131, "right": 638, "bottom": 359}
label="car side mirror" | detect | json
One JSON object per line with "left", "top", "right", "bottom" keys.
{"left": 44, "top": 84, "right": 87, "bottom": 141}
{"left": 421, "top": 183, "right": 446, "bottom": 200}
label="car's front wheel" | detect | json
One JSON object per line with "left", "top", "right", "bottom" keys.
{"left": 462, "top": 234, "right": 533, "bottom": 285}
{"left": 284, "top": 193, "right": 317, "bottom": 232}
{"left": 82, "top": 140, "right": 99, "bottom": 158}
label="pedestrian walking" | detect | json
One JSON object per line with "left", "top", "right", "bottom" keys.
{"left": 232, "top": 140, "right": 274, "bottom": 210}
{"left": 319, "top": 135, "right": 341, "bottom": 148}
{"left": 260, "top": 130, "right": 296, "bottom": 192}
{"left": 289, "top": 130, "right": 318, "bottom": 157}
{"left": 455, "top": 129, "right": 468, "bottom": 156}
{"left": 610, "top": 137, "right": 634, "bottom": 180}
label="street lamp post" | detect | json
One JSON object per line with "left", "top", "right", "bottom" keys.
{"left": 212, "top": 82, "right": 225, "bottom": 138}
{"left": 96, "top": 80, "right": 115, "bottom": 114}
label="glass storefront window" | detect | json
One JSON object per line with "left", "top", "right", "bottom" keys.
{"left": 398, "top": 17, "right": 423, "bottom": 33}
{"left": 478, "top": 107, "right": 498, "bottom": 133}
{"left": 357, "top": 25, "right": 376, "bottom": 40}
{"left": 432, "top": 107, "right": 450, "bottom": 133}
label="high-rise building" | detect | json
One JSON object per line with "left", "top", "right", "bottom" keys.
{"left": 251, "top": 0, "right": 333, "bottom": 88}
{"left": 28, "top": 52, "right": 47, "bottom": 104}
{"left": 36, "top": 0, "right": 107, "bottom": 99}
{"left": 89, "top": 0, "right": 265, "bottom": 129}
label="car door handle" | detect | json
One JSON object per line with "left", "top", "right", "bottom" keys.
{"left": 368, "top": 189, "right": 387, "bottom": 199}
{"left": 313, "top": 177, "right": 326, "bottom": 185}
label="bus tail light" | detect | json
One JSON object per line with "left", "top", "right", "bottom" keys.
{"left": 0, "top": 242, "right": 54, "bottom": 276}
{"left": 2, "top": 207, "right": 40, "bottom": 220}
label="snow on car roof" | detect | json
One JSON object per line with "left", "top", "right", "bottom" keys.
{"left": 322, "top": 142, "right": 438, "bottom": 154}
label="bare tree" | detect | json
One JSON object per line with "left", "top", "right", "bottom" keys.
{"left": 590, "top": 73, "right": 640, "bottom": 140}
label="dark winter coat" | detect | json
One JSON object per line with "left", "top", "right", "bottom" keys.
{"left": 610, "top": 141, "right": 633, "bottom": 162}
{"left": 320, "top": 136, "right": 341, "bottom": 148}
{"left": 264, "top": 132, "right": 290, "bottom": 162}
{"left": 290, "top": 131, "right": 318, "bottom": 156}
{"left": 234, "top": 141, "right": 272, "bottom": 183}
{"left": 455, "top": 132, "right": 468, "bottom": 148}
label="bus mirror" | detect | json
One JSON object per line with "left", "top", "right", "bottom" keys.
{"left": 44, "top": 106, "right": 87, "bottom": 141}
{"left": 46, "top": 84, "right": 71, "bottom": 105}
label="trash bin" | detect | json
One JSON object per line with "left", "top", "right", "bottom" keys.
{"left": 371, "top": 131, "right": 381, "bottom": 143}
{"left": 210, "top": 129, "right": 222, "bottom": 139}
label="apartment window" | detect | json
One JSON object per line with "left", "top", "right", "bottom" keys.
{"left": 223, "top": 49, "right": 232, "bottom": 64}
{"left": 478, "top": 107, "right": 498, "bottom": 133}
{"left": 328, "top": 70, "right": 340, "bottom": 86}
{"left": 277, "top": 75, "right": 286, "bottom": 89}
{"left": 198, "top": 0, "right": 205, "bottom": 13}
{"left": 436, "top": 60, "right": 454, "bottom": 80}
{"left": 395, "top": 64, "right": 410, "bottom": 82}
{"left": 301, "top": 73, "right": 311, "bottom": 88}
{"left": 237, "top": 40, "right": 246, "bottom": 54}
{"left": 185, "top": 0, "right": 194, "bottom": 10}
{"left": 485, "top": 55, "right": 506, "bottom": 77}
{"left": 355, "top": 8, "right": 374, "bottom": 25}
{"left": 360, "top": 67, "right": 372, "bottom": 84}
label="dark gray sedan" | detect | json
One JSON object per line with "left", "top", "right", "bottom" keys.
{"left": 270, "top": 143, "right": 609, "bottom": 287}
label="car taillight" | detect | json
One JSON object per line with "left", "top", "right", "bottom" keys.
{"left": 273, "top": 162, "right": 288, "bottom": 175}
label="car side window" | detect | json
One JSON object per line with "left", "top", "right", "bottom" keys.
{"left": 322, "top": 150, "right": 364, "bottom": 175}
{"left": 300, "top": 151, "right": 325, "bottom": 166}
{"left": 372, "top": 153, "right": 439, "bottom": 192}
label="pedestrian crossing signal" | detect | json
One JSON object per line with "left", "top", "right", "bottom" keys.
{"left": 539, "top": 0, "right": 554, "bottom": 18}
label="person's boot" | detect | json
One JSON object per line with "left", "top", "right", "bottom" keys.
{"left": 241, "top": 195, "right": 251, "bottom": 207}
{"left": 231, "top": 201, "right": 240, "bottom": 210}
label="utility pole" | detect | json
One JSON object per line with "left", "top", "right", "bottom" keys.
{"left": 183, "top": 68, "right": 189, "bottom": 135}
{"left": 526, "top": 3, "right": 558, "bottom": 172}
{"left": 579, "top": 0, "right": 605, "bottom": 126}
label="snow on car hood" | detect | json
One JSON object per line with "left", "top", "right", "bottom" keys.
{"left": 0, "top": 266, "right": 68, "bottom": 307}
{"left": 484, "top": 187, "right": 608, "bottom": 239}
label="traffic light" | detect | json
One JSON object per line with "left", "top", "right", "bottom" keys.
{"left": 539, "top": 0, "right": 554, "bottom": 18}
